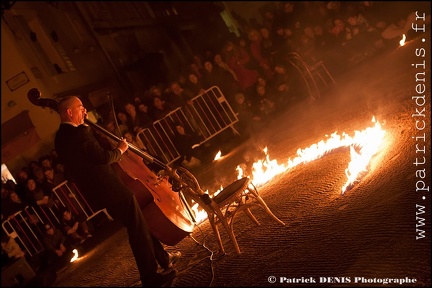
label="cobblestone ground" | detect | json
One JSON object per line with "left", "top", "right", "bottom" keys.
{"left": 51, "top": 33, "right": 430, "bottom": 287}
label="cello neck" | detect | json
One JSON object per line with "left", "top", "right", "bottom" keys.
{"left": 84, "top": 119, "right": 155, "bottom": 164}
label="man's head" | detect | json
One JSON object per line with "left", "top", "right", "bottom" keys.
{"left": 57, "top": 96, "right": 87, "bottom": 126}
{"left": 45, "top": 224, "right": 54, "bottom": 235}
{"left": 62, "top": 209, "right": 72, "bottom": 221}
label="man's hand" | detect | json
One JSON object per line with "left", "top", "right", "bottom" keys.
{"left": 116, "top": 138, "right": 129, "bottom": 154}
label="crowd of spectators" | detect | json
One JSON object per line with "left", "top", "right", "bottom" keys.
{"left": 1, "top": 1, "right": 430, "bottom": 280}
{"left": 92, "top": 1, "right": 429, "bottom": 170}
{"left": 1, "top": 150, "right": 93, "bottom": 277}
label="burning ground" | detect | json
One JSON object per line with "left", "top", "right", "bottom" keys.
{"left": 53, "top": 34, "right": 430, "bottom": 287}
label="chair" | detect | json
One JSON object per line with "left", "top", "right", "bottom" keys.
{"left": 308, "top": 60, "right": 337, "bottom": 92}
{"left": 175, "top": 167, "right": 285, "bottom": 254}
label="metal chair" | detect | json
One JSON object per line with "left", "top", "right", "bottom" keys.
{"left": 175, "top": 167, "right": 285, "bottom": 254}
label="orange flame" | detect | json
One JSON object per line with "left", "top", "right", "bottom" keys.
{"left": 214, "top": 151, "right": 222, "bottom": 161}
{"left": 70, "top": 248, "right": 79, "bottom": 262}
{"left": 399, "top": 34, "right": 406, "bottom": 46}
{"left": 236, "top": 117, "right": 385, "bottom": 193}
{"left": 190, "top": 117, "right": 386, "bottom": 223}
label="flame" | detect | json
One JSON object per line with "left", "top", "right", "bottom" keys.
{"left": 240, "top": 117, "right": 385, "bottom": 194}
{"left": 399, "top": 34, "right": 406, "bottom": 46}
{"left": 189, "top": 117, "right": 386, "bottom": 224}
{"left": 214, "top": 151, "right": 222, "bottom": 161}
{"left": 70, "top": 249, "right": 79, "bottom": 262}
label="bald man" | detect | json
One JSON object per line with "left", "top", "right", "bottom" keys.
{"left": 54, "top": 96, "right": 177, "bottom": 286}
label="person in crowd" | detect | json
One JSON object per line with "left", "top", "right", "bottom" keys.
{"left": 184, "top": 72, "right": 206, "bottom": 96}
{"left": 43, "top": 166, "right": 65, "bottom": 188}
{"left": 61, "top": 207, "right": 92, "bottom": 246}
{"left": 27, "top": 177, "right": 63, "bottom": 226}
{"left": 54, "top": 96, "right": 179, "bottom": 286}
{"left": 248, "top": 28, "right": 274, "bottom": 80}
{"left": 202, "top": 60, "right": 240, "bottom": 107}
{"left": 136, "top": 102, "right": 154, "bottom": 129}
{"left": 213, "top": 53, "right": 239, "bottom": 82}
{"left": 1, "top": 232, "right": 26, "bottom": 261}
{"left": 123, "top": 130, "right": 147, "bottom": 151}
{"left": 41, "top": 223, "right": 69, "bottom": 267}
{"left": 104, "top": 118, "right": 126, "bottom": 138}
{"left": 39, "top": 155, "right": 54, "bottom": 170}
{"left": 238, "top": 37, "right": 260, "bottom": 72}
{"left": 222, "top": 41, "right": 259, "bottom": 99}
{"left": 151, "top": 96, "right": 175, "bottom": 121}
{"left": 15, "top": 168, "right": 31, "bottom": 201}
{"left": 232, "top": 92, "right": 263, "bottom": 139}
{"left": 172, "top": 122, "right": 203, "bottom": 169}
{"left": 125, "top": 101, "right": 156, "bottom": 134}
{"left": 254, "top": 84, "right": 276, "bottom": 121}
{"left": 164, "top": 81, "right": 195, "bottom": 109}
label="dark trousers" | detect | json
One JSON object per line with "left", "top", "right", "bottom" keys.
{"left": 108, "top": 195, "right": 169, "bottom": 283}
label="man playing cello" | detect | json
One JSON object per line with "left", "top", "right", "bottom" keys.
{"left": 54, "top": 95, "right": 179, "bottom": 287}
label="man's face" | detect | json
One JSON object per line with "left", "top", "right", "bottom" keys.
{"left": 68, "top": 97, "right": 87, "bottom": 125}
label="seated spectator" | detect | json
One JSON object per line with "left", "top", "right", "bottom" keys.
{"left": 232, "top": 92, "right": 263, "bottom": 139}
{"left": 1, "top": 232, "right": 26, "bottom": 262}
{"left": 202, "top": 60, "right": 240, "bottom": 107}
{"left": 136, "top": 102, "right": 154, "bottom": 129}
{"left": 104, "top": 118, "right": 127, "bottom": 138}
{"left": 151, "top": 96, "right": 175, "bottom": 121}
{"left": 41, "top": 223, "right": 69, "bottom": 267}
{"left": 116, "top": 111, "right": 134, "bottom": 136}
{"left": 43, "top": 166, "right": 65, "bottom": 188}
{"left": 124, "top": 102, "right": 152, "bottom": 134}
{"left": 61, "top": 208, "right": 92, "bottom": 246}
{"left": 5, "top": 191, "right": 37, "bottom": 222}
{"left": 254, "top": 84, "right": 276, "bottom": 121}
{"left": 165, "top": 81, "right": 195, "bottom": 109}
{"left": 172, "top": 122, "right": 203, "bottom": 169}
{"left": 15, "top": 168, "right": 31, "bottom": 201}
{"left": 184, "top": 72, "right": 206, "bottom": 96}
{"left": 32, "top": 167, "right": 46, "bottom": 187}
{"left": 213, "top": 53, "right": 239, "bottom": 82}
{"left": 272, "top": 63, "right": 298, "bottom": 107}
{"left": 248, "top": 28, "right": 274, "bottom": 80}
{"left": 39, "top": 155, "right": 54, "bottom": 170}
{"left": 222, "top": 41, "right": 259, "bottom": 99}
{"left": 123, "top": 130, "right": 147, "bottom": 151}
{"left": 27, "top": 178, "right": 63, "bottom": 226}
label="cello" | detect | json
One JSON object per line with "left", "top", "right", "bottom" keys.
{"left": 27, "top": 88, "right": 195, "bottom": 245}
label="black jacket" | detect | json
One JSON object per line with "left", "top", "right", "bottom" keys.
{"left": 54, "top": 123, "right": 134, "bottom": 211}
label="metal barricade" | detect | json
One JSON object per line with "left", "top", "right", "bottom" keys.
{"left": 52, "top": 181, "right": 113, "bottom": 222}
{"left": 137, "top": 86, "right": 239, "bottom": 166}
{"left": 2, "top": 181, "right": 113, "bottom": 258}
{"left": 2, "top": 208, "right": 45, "bottom": 257}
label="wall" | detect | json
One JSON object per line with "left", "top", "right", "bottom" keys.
{"left": 1, "top": 20, "right": 58, "bottom": 174}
